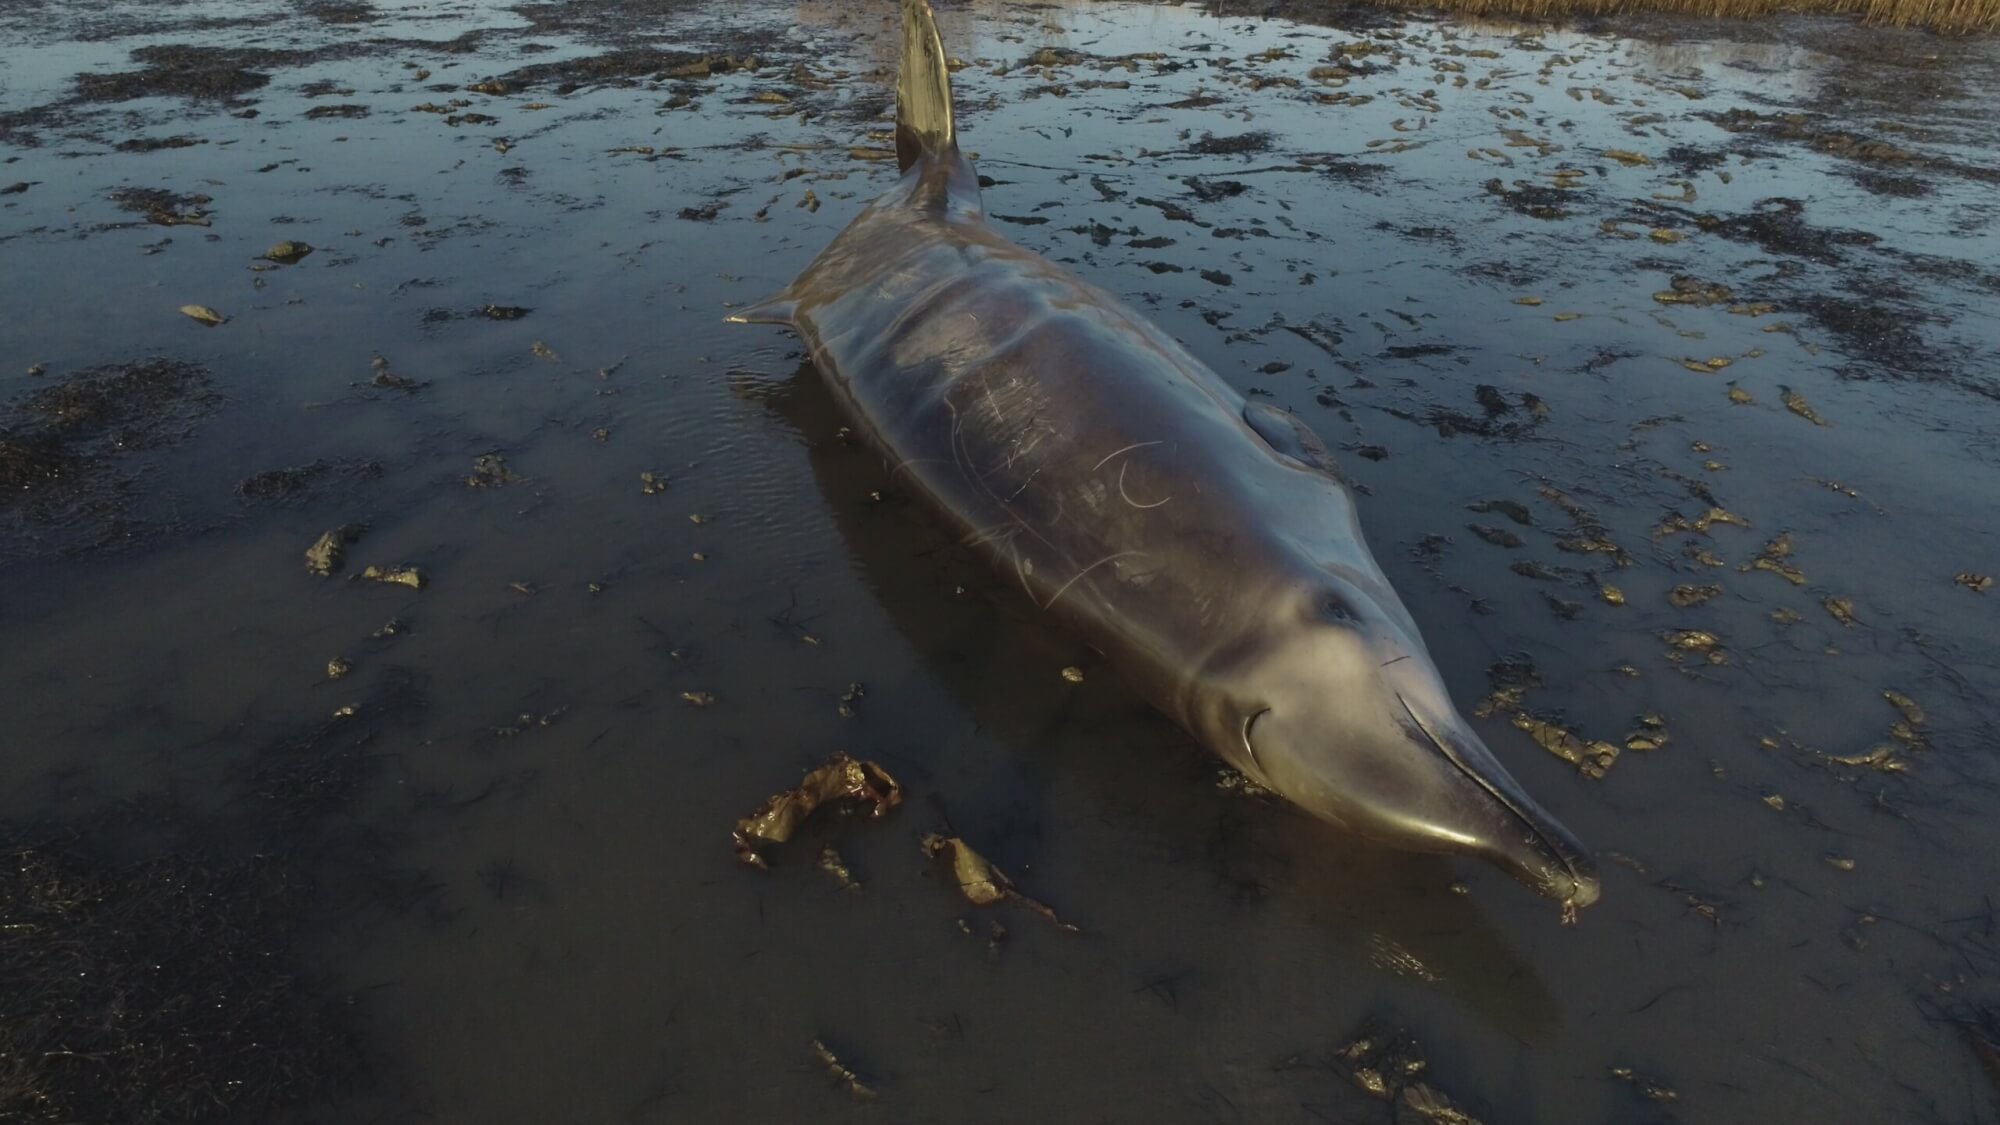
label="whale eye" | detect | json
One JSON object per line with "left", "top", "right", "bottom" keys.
{"left": 1322, "top": 593, "right": 1358, "bottom": 622}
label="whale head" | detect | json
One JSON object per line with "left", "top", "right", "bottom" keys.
{"left": 1192, "top": 577, "right": 1600, "bottom": 914}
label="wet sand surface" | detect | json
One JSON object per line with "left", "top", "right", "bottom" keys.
{"left": 3, "top": 0, "right": 1999, "bottom": 1121}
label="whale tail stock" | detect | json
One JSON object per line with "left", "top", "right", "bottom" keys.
{"left": 726, "top": 0, "right": 967, "bottom": 328}
{"left": 895, "top": 0, "right": 956, "bottom": 172}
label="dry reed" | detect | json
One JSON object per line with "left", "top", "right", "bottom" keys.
{"left": 1376, "top": 0, "right": 1998, "bottom": 34}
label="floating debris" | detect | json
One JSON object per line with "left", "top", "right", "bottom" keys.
{"left": 1624, "top": 712, "right": 1669, "bottom": 752}
{"left": 1540, "top": 485, "right": 1628, "bottom": 565}
{"left": 1512, "top": 713, "right": 1619, "bottom": 778}
{"left": 809, "top": 1038, "right": 875, "bottom": 1101}
{"left": 1655, "top": 507, "right": 1751, "bottom": 536}
{"left": 1954, "top": 572, "right": 1992, "bottom": 593}
{"left": 681, "top": 690, "right": 717, "bottom": 707}
{"left": 920, "top": 834, "right": 1075, "bottom": 931}
{"left": 836, "top": 681, "right": 864, "bottom": 718}
{"left": 817, "top": 844, "right": 860, "bottom": 892}
{"left": 1653, "top": 275, "right": 1732, "bottom": 307}
{"left": 357, "top": 565, "right": 425, "bottom": 590}
{"left": 493, "top": 708, "right": 564, "bottom": 737}
{"left": 1333, "top": 1020, "right": 1485, "bottom": 1125}
{"left": 179, "top": 303, "right": 226, "bottom": 326}
{"left": 1779, "top": 385, "right": 1828, "bottom": 426}
{"left": 530, "top": 340, "right": 559, "bottom": 362}
{"left": 1727, "top": 383, "right": 1754, "bottom": 405}
{"left": 1825, "top": 855, "right": 1856, "bottom": 872}
{"left": 1685, "top": 542, "right": 1727, "bottom": 567}
{"left": 1060, "top": 665, "right": 1085, "bottom": 683}
{"left": 640, "top": 471, "right": 668, "bottom": 495}
{"left": 1598, "top": 585, "right": 1625, "bottom": 606}
{"left": 1826, "top": 744, "right": 1905, "bottom": 771}
{"left": 1669, "top": 584, "right": 1721, "bottom": 607}
{"left": 1823, "top": 597, "right": 1858, "bottom": 626}
{"left": 464, "top": 453, "right": 519, "bottom": 487}
{"left": 1466, "top": 499, "right": 1533, "bottom": 525}
{"left": 1469, "top": 524, "right": 1524, "bottom": 548}
{"left": 1334, "top": 1022, "right": 1429, "bottom": 1101}
{"left": 1472, "top": 659, "right": 1542, "bottom": 718}
{"left": 261, "top": 241, "right": 313, "bottom": 265}
{"left": 304, "top": 524, "right": 363, "bottom": 576}
{"left": 1214, "top": 766, "right": 1271, "bottom": 798}
{"left": 1884, "top": 690, "right": 1926, "bottom": 733}
{"left": 1742, "top": 534, "right": 1806, "bottom": 585}
{"left": 732, "top": 752, "right": 902, "bottom": 868}
{"left": 325, "top": 656, "right": 352, "bottom": 680}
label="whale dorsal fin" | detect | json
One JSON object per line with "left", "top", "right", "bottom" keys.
{"left": 896, "top": 0, "right": 956, "bottom": 172}
{"left": 1243, "top": 401, "right": 1345, "bottom": 483}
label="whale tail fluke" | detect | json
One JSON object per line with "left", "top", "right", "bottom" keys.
{"left": 896, "top": 0, "right": 956, "bottom": 172}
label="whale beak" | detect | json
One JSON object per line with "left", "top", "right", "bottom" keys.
{"left": 1400, "top": 696, "right": 1600, "bottom": 912}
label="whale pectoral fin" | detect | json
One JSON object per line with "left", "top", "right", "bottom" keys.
{"left": 1243, "top": 401, "right": 1346, "bottom": 482}
{"left": 724, "top": 292, "right": 798, "bottom": 326}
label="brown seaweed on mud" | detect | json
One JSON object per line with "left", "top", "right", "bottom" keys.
{"left": 920, "top": 833, "right": 1077, "bottom": 932}
{"left": 1333, "top": 1018, "right": 1487, "bottom": 1124}
{"left": 1472, "top": 660, "right": 1620, "bottom": 778}
{"left": 731, "top": 752, "right": 903, "bottom": 867}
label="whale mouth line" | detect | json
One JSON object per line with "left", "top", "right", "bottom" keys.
{"left": 1241, "top": 707, "right": 1271, "bottom": 775}
{"left": 1395, "top": 692, "right": 1591, "bottom": 906}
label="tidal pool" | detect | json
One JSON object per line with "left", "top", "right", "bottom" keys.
{"left": 2, "top": 0, "right": 1997, "bottom": 1122}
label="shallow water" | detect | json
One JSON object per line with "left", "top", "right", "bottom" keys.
{"left": 3, "top": 0, "right": 1999, "bottom": 1121}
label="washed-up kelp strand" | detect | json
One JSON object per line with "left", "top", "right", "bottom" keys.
{"left": 732, "top": 752, "right": 902, "bottom": 867}
{"left": 919, "top": 834, "right": 1077, "bottom": 932}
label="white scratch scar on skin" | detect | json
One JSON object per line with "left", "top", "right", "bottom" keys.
{"left": 1039, "top": 551, "right": 1147, "bottom": 611}
{"left": 1091, "top": 440, "right": 1162, "bottom": 472}
{"left": 1118, "top": 461, "right": 1171, "bottom": 509}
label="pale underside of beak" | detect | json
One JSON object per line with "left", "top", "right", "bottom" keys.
{"left": 1398, "top": 694, "right": 1602, "bottom": 914}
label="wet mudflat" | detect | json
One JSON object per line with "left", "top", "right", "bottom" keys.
{"left": 3, "top": 0, "right": 1998, "bottom": 1121}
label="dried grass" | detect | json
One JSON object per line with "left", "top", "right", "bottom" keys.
{"left": 1386, "top": 0, "right": 1997, "bottom": 34}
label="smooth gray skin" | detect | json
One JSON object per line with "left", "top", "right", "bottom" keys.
{"left": 733, "top": 148, "right": 1600, "bottom": 913}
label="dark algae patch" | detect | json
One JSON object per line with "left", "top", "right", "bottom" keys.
{"left": 0, "top": 699, "right": 420, "bottom": 1125}
{"left": 0, "top": 359, "right": 218, "bottom": 554}
{"left": 109, "top": 186, "right": 213, "bottom": 226}
{"left": 0, "top": 359, "right": 215, "bottom": 492}
{"left": 74, "top": 46, "right": 322, "bottom": 102}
